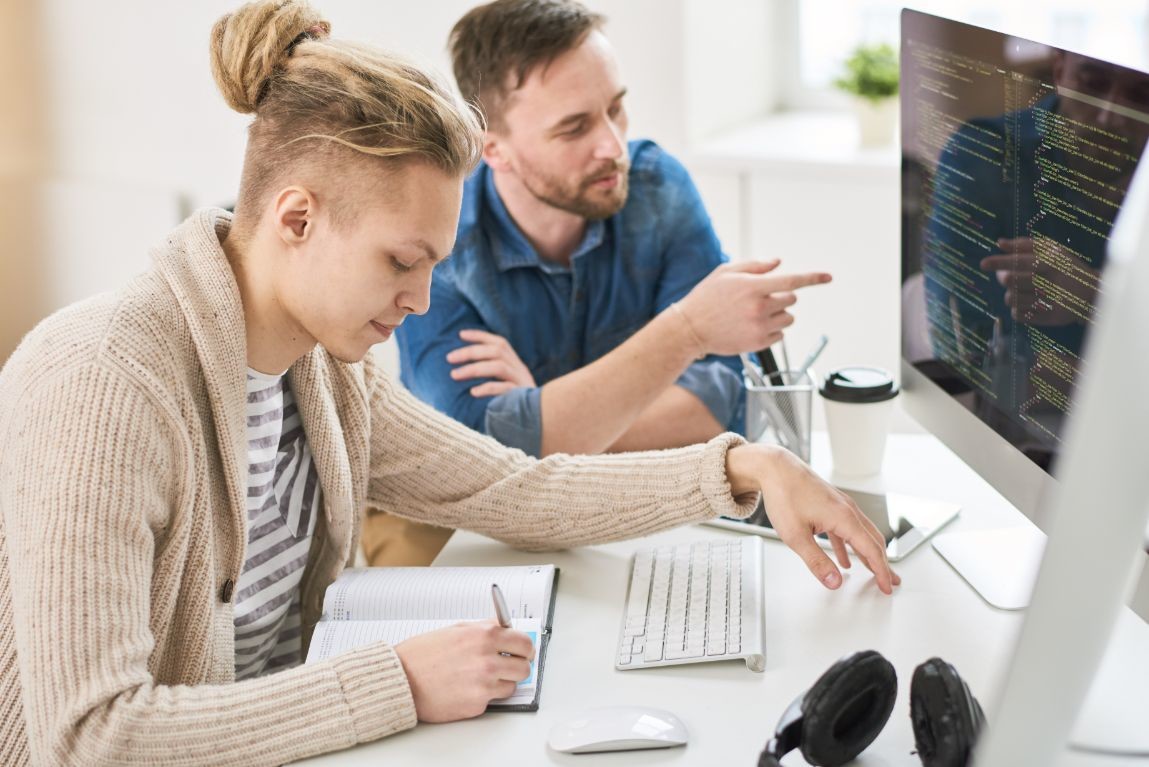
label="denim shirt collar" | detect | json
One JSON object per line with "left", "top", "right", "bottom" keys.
{"left": 482, "top": 166, "right": 605, "bottom": 274}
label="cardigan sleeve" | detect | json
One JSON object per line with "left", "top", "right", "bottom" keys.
{"left": 1, "top": 362, "right": 416, "bottom": 766}
{"left": 362, "top": 357, "right": 758, "bottom": 551}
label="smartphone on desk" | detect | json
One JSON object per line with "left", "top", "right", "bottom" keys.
{"left": 707, "top": 487, "right": 960, "bottom": 561}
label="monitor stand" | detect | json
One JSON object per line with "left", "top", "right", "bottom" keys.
{"left": 930, "top": 526, "right": 1046, "bottom": 610}
{"left": 933, "top": 528, "right": 1149, "bottom": 754}
{"left": 1069, "top": 606, "right": 1149, "bottom": 755}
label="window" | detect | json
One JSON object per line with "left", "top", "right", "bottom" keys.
{"left": 783, "top": 0, "right": 1149, "bottom": 109}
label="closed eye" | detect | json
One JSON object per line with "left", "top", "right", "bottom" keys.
{"left": 561, "top": 122, "right": 588, "bottom": 138}
{"left": 390, "top": 256, "right": 414, "bottom": 274}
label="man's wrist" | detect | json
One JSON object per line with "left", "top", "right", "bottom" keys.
{"left": 648, "top": 307, "right": 708, "bottom": 371}
{"left": 668, "top": 302, "right": 707, "bottom": 360}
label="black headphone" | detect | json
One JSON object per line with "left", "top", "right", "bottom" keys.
{"left": 757, "top": 650, "right": 985, "bottom": 767}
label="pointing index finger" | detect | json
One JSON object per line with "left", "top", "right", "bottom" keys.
{"left": 762, "top": 272, "right": 833, "bottom": 293}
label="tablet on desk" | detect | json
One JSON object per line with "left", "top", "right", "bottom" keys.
{"left": 706, "top": 487, "right": 960, "bottom": 562}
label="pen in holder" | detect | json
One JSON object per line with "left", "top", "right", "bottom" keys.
{"left": 744, "top": 369, "right": 815, "bottom": 464}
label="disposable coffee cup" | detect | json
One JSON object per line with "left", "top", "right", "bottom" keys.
{"left": 820, "top": 366, "right": 899, "bottom": 477}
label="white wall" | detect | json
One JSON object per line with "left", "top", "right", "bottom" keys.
{"left": 33, "top": 0, "right": 718, "bottom": 212}
{"left": 683, "top": 0, "right": 776, "bottom": 143}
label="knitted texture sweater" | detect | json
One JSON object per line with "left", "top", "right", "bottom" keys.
{"left": 0, "top": 209, "right": 753, "bottom": 765}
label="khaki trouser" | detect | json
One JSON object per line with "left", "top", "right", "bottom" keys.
{"left": 360, "top": 509, "right": 455, "bottom": 567}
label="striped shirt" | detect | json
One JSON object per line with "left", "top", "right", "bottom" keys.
{"left": 234, "top": 369, "right": 320, "bottom": 680}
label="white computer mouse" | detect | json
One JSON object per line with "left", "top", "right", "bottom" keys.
{"left": 548, "top": 705, "right": 689, "bottom": 754}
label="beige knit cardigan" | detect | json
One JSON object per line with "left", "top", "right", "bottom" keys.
{"left": 0, "top": 209, "right": 753, "bottom": 766}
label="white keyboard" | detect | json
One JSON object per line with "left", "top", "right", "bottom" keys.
{"left": 616, "top": 536, "right": 766, "bottom": 672}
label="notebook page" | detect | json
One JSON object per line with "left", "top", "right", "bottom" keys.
{"left": 305, "top": 617, "right": 541, "bottom": 703}
{"left": 321, "top": 565, "right": 554, "bottom": 623}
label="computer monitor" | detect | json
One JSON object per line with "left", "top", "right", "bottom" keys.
{"left": 899, "top": 8, "right": 1149, "bottom": 608}
{"left": 973, "top": 127, "right": 1149, "bottom": 762}
{"left": 899, "top": 9, "right": 1149, "bottom": 759}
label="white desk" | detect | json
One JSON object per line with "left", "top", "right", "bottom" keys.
{"left": 294, "top": 433, "right": 1149, "bottom": 766}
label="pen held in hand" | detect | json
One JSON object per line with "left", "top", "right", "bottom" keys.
{"left": 491, "top": 583, "right": 512, "bottom": 628}
{"left": 492, "top": 583, "right": 533, "bottom": 664}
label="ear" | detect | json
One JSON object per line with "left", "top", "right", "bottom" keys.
{"left": 271, "top": 186, "right": 316, "bottom": 245}
{"left": 482, "top": 131, "right": 513, "bottom": 173}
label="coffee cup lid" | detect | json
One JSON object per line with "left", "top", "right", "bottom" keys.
{"left": 821, "top": 366, "right": 899, "bottom": 403}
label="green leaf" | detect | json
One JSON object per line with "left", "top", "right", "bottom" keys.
{"left": 834, "top": 42, "right": 899, "bottom": 101}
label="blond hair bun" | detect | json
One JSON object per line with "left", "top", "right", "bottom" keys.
{"left": 210, "top": 0, "right": 330, "bottom": 114}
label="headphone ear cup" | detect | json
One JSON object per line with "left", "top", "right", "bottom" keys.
{"left": 910, "top": 657, "right": 985, "bottom": 767}
{"left": 800, "top": 650, "right": 898, "bottom": 767}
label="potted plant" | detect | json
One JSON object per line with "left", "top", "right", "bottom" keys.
{"left": 834, "top": 42, "right": 899, "bottom": 147}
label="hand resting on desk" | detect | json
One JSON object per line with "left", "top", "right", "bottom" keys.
{"left": 725, "top": 443, "right": 902, "bottom": 594}
{"left": 394, "top": 620, "right": 535, "bottom": 722}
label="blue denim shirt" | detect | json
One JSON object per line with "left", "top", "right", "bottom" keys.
{"left": 397, "top": 140, "right": 745, "bottom": 456}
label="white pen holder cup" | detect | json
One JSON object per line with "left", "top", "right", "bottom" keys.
{"left": 744, "top": 369, "right": 815, "bottom": 464}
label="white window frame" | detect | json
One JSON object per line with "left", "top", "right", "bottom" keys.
{"left": 776, "top": 0, "right": 1149, "bottom": 113}
{"left": 774, "top": 0, "right": 880, "bottom": 112}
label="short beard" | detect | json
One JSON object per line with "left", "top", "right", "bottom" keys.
{"left": 523, "top": 159, "right": 631, "bottom": 220}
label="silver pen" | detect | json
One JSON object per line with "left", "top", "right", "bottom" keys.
{"left": 779, "top": 338, "right": 792, "bottom": 385}
{"left": 795, "top": 335, "right": 829, "bottom": 383}
{"left": 491, "top": 583, "right": 512, "bottom": 628}
{"left": 739, "top": 353, "right": 768, "bottom": 387}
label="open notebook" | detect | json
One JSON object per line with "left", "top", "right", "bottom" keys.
{"left": 305, "top": 564, "right": 559, "bottom": 711}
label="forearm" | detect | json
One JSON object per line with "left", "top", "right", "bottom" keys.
{"left": 539, "top": 308, "right": 699, "bottom": 455}
{"left": 606, "top": 385, "right": 724, "bottom": 453}
{"left": 367, "top": 363, "right": 757, "bottom": 550}
{"left": 22, "top": 642, "right": 415, "bottom": 766}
